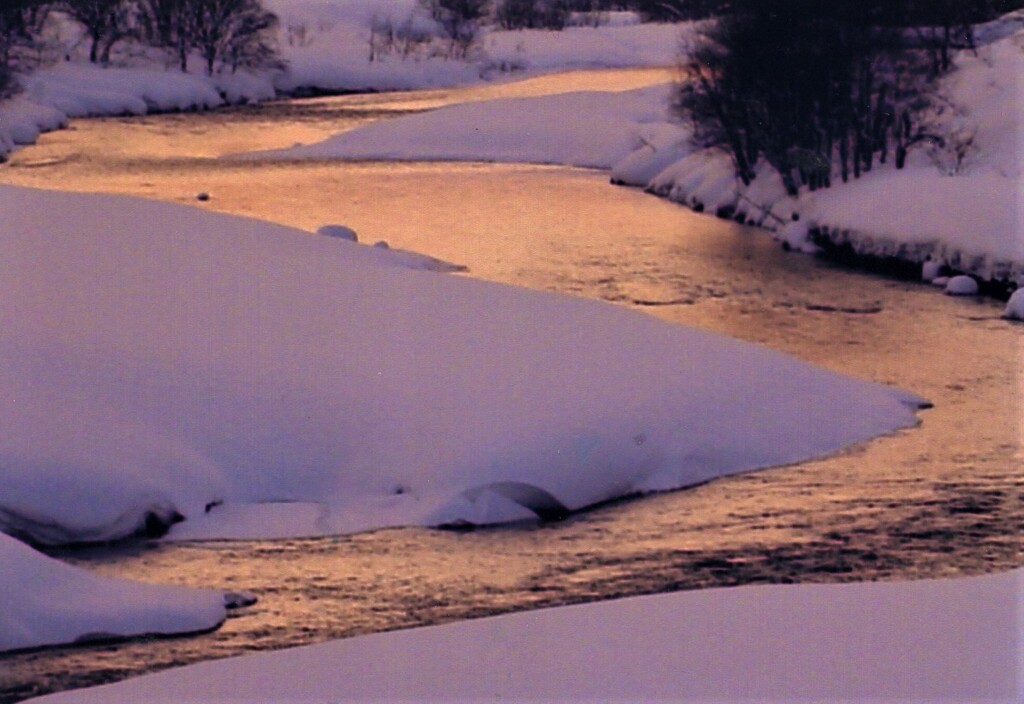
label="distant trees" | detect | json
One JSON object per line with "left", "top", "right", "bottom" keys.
{"left": 50, "top": 0, "right": 282, "bottom": 73}
{"left": 186, "top": 0, "right": 279, "bottom": 75}
{"left": 421, "top": 0, "right": 490, "bottom": 57}
{"left": 137, "top": 0, "right": 191, "bottom": 71}
{"left": 673, "top": 0, "right": 1024, "bottom": 195}
{"left": 496, "top": 0, "right": 570, "bottom": 30}
{"left": 59, "top": 0, "right": 133, "bottom": 64}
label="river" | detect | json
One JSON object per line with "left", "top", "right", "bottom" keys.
{"left": 1, "top": 68, "right": 1020, "bottom": 702}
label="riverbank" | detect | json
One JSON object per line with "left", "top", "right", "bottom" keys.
{"left": 0, "top": 6, "right": 686, "bottom": 160}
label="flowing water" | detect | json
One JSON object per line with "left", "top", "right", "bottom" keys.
{"left": 1, "top": 68, "right": 1021, "bottom": 702}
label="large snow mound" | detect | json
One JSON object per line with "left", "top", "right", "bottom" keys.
{"left": 243, "top": 84, "right": 686, "bottom": 169}
{"left": 26, "top": 569, "right": 1022, "bottom": 702}
{"left": 0, "top": 533, "right": 225, "bottom": 653}
{"left": 0, "top": 185, "right": 925, "bottom": 545}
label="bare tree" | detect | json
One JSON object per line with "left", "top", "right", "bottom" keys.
{"left": 137, "top": 0, "right": 279, "bottom": 74}
{"left": 421, "top": 0, "right": 489, "bottom": 58}
{"left": 221, "top": 2, "right": 281, "bottom": 73}
{"left": 138, "top": 0, "right": 192, "bottom": 71}
{"left": 60, "top": 0, "right": 134, "bottom": 64}
{"left": 672, "top": 0, "right": 984, "bottom": 195}
{"left": 188, "top": 0, "right": 278, "bottom": 75}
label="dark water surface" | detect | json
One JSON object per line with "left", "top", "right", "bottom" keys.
{"left": 1, "top": 69, "right": 1020, "bottom": 702}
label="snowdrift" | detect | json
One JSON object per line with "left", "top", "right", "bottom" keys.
{"left": 242, "top": 85, "right": 686, "bottom": 168}
{"left": 25, "top": 568, "right": 1022, "bottom": 702}
{"left": 0, "top": 533, "right": 226, "bottom": 653}
{"left": 0, "top": 185, "right": 925, "bottom": 545}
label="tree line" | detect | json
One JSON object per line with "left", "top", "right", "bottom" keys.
{"left": 1, "top": 0, "right": 280, "bottom": 96}
{"left": 673, "top": 0, "right": 1023, "bottom": 196}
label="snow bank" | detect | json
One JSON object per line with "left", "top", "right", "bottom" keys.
{"left": 26, "top": 569, "right": 1022, "bottom": 702}
{"left": 243, "top": 84, "right": 687, "bottom": 169}
{"left": 0, "top": 63, "right": 275, "bottom": 159}
{"left": 0, "top": 98, "right": 67, "bottom": 155}
{"left": 0, "top": 184, "right": 924, "bottom": 545}
{"left": 20, "top": 64, "right": 224, "bottom": 117}
{"left": 0, "top": 533, "right": 225, "bottom": 653}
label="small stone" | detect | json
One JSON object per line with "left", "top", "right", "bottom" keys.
{"left": 373, "top": 240, "right": 390, "bottom": 249}
{"left": 195, "top": 192, "right": 210, "bottom": 202}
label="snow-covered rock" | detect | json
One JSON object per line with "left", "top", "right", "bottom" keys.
{"left": 316, "top": 224, "right": 358, "bottom": 241}
{"left": 945, "top": 275, "right": 980, "bottom": 296}
{"left": 1002, "top": 288, "right": 1024, "bottom": 320}
{"left": 0, "top": 533, "right": 226, "bottom": 653}
{"left": 922, "top": 259, "right": 943, "bottom": 281}
{"left": 25, "top": 568, "right": 1022, "bottom": 702}
{"left": 776, "top": 217, "right": 819, "bottom": 254}
{"left": 0, "top": 184, "right": 925, "bottom": 545}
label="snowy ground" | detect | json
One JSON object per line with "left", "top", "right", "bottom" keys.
{"left": 1, "top": 533, "right": 227, "bottom": 653}
{"left": 25, "top": 568, "right": 1023, "bottom": 703}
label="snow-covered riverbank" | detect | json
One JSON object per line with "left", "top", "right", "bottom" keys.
{"left": 25, "top": 567, "right": 1023, "bottom": 703}
{"left": 0, "top": 3, "right": 685, "bottom": 158}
